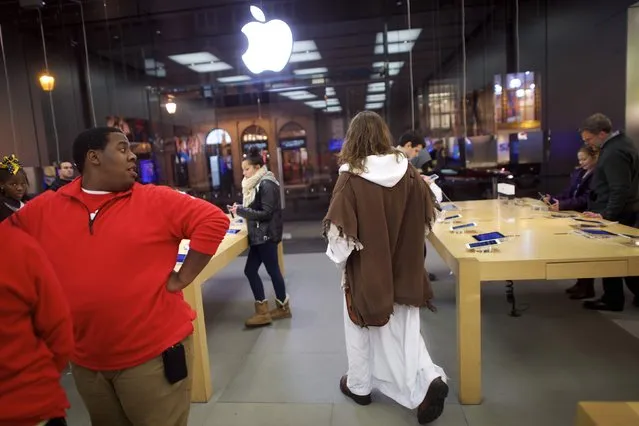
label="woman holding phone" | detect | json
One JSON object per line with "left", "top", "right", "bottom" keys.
{"left": 544, "top": 145, "right": 600, "bottom": 299}
{"left": 543, "top": 145, "right": 599, "bottom": 212}
{"left": 230, "top": 150, "right": 290, "bottom": 327}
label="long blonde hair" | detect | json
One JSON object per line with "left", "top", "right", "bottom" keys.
{"left": 338, "top": 111, "right": 402, "bottom": 172}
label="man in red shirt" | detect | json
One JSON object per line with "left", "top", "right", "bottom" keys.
{"left": 0, "top": 223, "right": 74, "bottom": 426}
{"left": 10, "top": 127, "right": 230, "bottom": 426}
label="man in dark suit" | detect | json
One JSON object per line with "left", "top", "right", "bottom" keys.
{"left": 580, "top": 113, "right": 639, "bottom": 311}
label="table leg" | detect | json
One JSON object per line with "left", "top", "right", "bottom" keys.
{"left": 182, "top": 278, "right": 213, "bottom": 403}
{"left": 457, "top": 259, "right": 482, "bottom": 404}
{"left": 278, "top": 242, "right": 285, "bottom": 276}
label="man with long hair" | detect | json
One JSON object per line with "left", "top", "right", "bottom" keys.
{"left": 323, "top": 111, "right": 448, "bottom": 424}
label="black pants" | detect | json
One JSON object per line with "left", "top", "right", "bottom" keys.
{"left": 244, "top": 241, "right": 287, "bottom": 302}
{"left": 601, "top": 211, "right": 639, "bottom": 307}
{"left": 46, "top": 419, "right": 67, "bottom": 426}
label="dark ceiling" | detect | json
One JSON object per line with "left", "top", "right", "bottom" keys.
{"left": 0, "top": 0, "right": 501, "bottom": 113}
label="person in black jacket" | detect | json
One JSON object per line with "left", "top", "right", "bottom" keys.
{"left": 545, "top": 145, "right": 599, "bottom": 212}
{"left": 544, "top": 145, "right": 599, "bottom": 299}
{"left": 230, "top": 151, "right": 290, "bottom": 327}
{"left": 48, "top": 161, "right": 75, "bottom": 191}
{"left": 578, "top": 113, "right": 639, "bottom": 312}
{"left": 0, "top": 155, "right": 29, "bottom": 223}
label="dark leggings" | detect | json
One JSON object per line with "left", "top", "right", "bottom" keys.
{"left": 46, "top": 419, "right": 67, "bottom": 426}
{"left": 244, "top": 242, "right": 287, "bottom": 302}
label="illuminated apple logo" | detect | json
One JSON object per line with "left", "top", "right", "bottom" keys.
{"left": 241, "top": 6, "right": 293, "bottom": 74}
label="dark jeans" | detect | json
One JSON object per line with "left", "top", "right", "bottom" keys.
{"left": 601, "top": 211, "right": 639, "bottom": 307}
{"left": 244, "top": 242, "right": 287, "bottom": 302}
{"left": 46, "top": 419, "right": 67, "bottom": 426}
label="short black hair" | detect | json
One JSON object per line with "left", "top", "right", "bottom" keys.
{"left": 73, "top": 127, "right": 123, "bottom": 173}
{"left": 580, "top": 113, "right": 612, "bottom": 135}
{"left": 398, "top": 131, "right": 425, "bottom": 148}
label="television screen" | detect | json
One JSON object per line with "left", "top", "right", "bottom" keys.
{"left": 139, "top": 159, "right": 156, "bottom": 184}
{"left": 280, "top": 138, "right": 306, "bottom": 150}
{"left": 328, "top": 139, "right": 344, "bottom": 152}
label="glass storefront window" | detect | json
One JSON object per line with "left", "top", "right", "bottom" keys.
{"left": 241, "top": 125, "right": 269, "bottom": 160}
{"left": 204, "top": 128, "right": 234, "bottom": 194}
{"left": 278, "top": 122, "right": 308, "bottom": 186}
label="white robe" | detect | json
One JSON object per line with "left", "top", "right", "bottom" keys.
{"left": 326, "top": 224, "right": 447, "bottom": 410}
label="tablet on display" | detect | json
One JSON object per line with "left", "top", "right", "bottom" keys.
{"left": 473, "top": 231, "right": 506, "bottom": 242}
{"left": 579, "top": 228, "right": 616, "bottom": 237}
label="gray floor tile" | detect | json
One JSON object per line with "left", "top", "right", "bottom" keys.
{"left": 203, "top": 403, "right": 333, "bottom": 426}
{"left": 251, "top": 325, "right": 346, "bottom": 354}
{"left": 331, "top": 401, "right": 468, "bottom": 426}
{"left": 219, "top": 352, "right": 346, "bottom": 403}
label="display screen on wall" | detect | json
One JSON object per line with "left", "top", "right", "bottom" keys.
{"left": 243, "top": 142, "right": 268, "bottom": 153}
{"left": 328, "top": 139, "right": 344, "bottom": 152}
{"left": 280, "top": 138, "right": 306, "bottom": 150}
{"left": 139, "top": 159, "right": 156, "bottom": 184}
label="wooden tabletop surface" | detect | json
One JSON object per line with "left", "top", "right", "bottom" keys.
{"left": 429, "top": 199, "right": 639, "bottom": 264}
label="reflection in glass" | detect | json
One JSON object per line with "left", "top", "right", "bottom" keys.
{"left": 205, "top": 128, "right": 233, "bottom": 193}
{"left": 494, "top": 72, "right": 540, "bottom": 130}
{"left": 241, "top": 125, "right": 269, "bottom": 162}
{"left": 278, "top": 122, "right": 308, "bottom": 186}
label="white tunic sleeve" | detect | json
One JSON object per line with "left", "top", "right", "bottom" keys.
{"left": 325, "top": 223, "right": 363, "bottom": 268}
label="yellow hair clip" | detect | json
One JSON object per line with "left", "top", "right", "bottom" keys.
{"left": 0, "top": 154, "right": 22, "bottom": 175}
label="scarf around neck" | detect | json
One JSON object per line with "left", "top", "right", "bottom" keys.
{"left": 242, "top": 166, "right": 279, "bottom": 207}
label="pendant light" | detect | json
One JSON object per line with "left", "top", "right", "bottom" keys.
{"left": 37, "top": 9, "right": 54, "bottom": 91}
{"left": 165, "top": 96, "right": 177, "bottom": 114}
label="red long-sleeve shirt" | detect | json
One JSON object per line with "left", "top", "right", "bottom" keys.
{"left": 0, "top": 223, "right": 74, "bottom": 426}
{"left": 10, "top": 179, "right": 229, "bottom": 370}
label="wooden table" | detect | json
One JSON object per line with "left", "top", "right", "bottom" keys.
{"left": 427, "top": 199, "right": 639, "bottom": 405}
{"left": 175, "top": 219, "right": 285, "bottom": 403}
{"left": 575, "top": 402, "right": 639, "bottom": 425}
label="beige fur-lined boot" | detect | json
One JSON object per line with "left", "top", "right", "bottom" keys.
{"left": 269, "top": 296, "right": 292, "bottom": 320}
{"left": 245, "top": 300, "right": 272, "bottom": 328}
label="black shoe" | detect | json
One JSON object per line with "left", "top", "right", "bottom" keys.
{"left": 565, "top": 283, "right": 580, "bottom": 294}
{"left": 570, "top": 290, "right": 596, "bottom": 300}
{"left": 583, "top": 299, "right": 623, "bottom": 312}
{"left": 339, "top": 375, "right": 371, "bottom": 406}
{"left": 428, "top": 273, "right": 438, "bottom": 281}
{"left": 417, "top": 377, "right": 448, "bottom": 424}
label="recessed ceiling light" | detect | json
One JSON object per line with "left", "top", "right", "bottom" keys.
{"left": 372, "top": 61, "right": 405, "bottom": 70}
{"left": 366, "top": 94, "right": 386, "bottom": 102}
{"left": 218, "top": 75, "right": 251, "bottom": 83}
{"left": 287, "top": 93, "right": 316, "bottom": 100}
{"left": 374, "top": 29, "right": 422, "bottom": 45}
{"left": 289, "top": 51, "right": 322, "bottom": 63}
{"left": 294, "top": 67, "right": 328, "bottom": 75}
{"left": 374, "top": 42, "right": 416, "bottom": 54}
{"left": 325, "top": 106, "right": 342, "bottom": 113}
{"left": 189, "top": 62, "right": 233, "bottom": 73}
{"left": 367, "top": 82, "right": 387, "bottom": 93}
{"left": 279, "top": 91, "right": 316, "bottom": 100}
{"left": 168, "top": 52, "right": 220, "bottom": 65}
{"left": 292, "top": 40, "right": 318, "bottom": 53}
{"left": 146, "top": 68, "right": 166, "bottom": 78}
{"left": 305, "top": 100, "right": 328, "bottom": 108}
{"left": 365, "top": 102, "right": 384, "bottom": 110}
